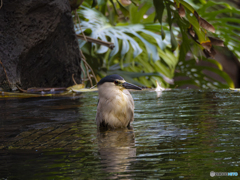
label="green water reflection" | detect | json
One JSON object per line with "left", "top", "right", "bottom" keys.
{"left": 0, "top": 90, "right": 239, "bottom": 179}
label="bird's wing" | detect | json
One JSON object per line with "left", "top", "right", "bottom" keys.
{"left": 123, "top": 90, "right": 134, "bottom": 108}
{"left": 123, "top": 90, "right": 134, "bottom": 124}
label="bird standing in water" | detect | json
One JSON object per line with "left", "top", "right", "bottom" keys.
{"left": 96, "top": 74, "right": 142, "bottom": 129}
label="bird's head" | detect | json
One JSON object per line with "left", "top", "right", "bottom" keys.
{"left": 97, "top": 74, "right": 142, "bottom": 92}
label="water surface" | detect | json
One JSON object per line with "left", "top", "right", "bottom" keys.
{"left": 0, "top": 90, "right": 239, "bottom": 179}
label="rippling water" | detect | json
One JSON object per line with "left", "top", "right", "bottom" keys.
{"left": 0, "top": 90, "right": 239, "bottom": 179}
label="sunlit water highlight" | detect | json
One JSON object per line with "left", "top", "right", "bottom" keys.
{"left": 0, "top": 90, "right": 239, "bottom": 179}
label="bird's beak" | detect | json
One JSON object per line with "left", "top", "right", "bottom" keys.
{"left": 122, "top": 82, "right": 142, "bottom": 90}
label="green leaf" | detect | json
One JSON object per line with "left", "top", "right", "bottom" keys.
{"left": 130, "top": 3, "right": 152, "bottom": 24}
{"left": 153, "top": 60, "right": 173, "bottom": 78}
{"left": 161, "top": 26, "right": 166, "bottom": 40}
{"left": 165, "top": 1, "right": 172, "bottom": 27}
{"left": 179, "top": 0, "right": 195, "bottom": 13}
{"left": 170, "top": 29, "right": 178, "bottom": 51}
{"left": 158, "top": 48, "right": 175, "bottom": 68}
{"left": 92, "top": 0, "right": 98, "bottom": 8}
{"left": 186, "top": 11, "right": 209, "bottom": 44}
{"left": 116, "top": 0, "right": 129, "bottom": 16}
{"left": 153, "top": 0, "right": 165, "bottom": 39}
{"left": 204, "top": 58, "right": 223, "bottom": 70}
{"left": 175, "top": 58, "right": 234, "bottom": 89}
{"left": 153, "top": 0, "right": 165, "bottom": 24}
{"left": 139, "top": 29, "right": 166, "bottom": 50}
{"left": 110, "top": 0, "right": 118, "bottom": 16}
{"left": 176, "top": 17, "right": 191, "bottom": 62}
{"left": 130, "top": 0, "right": 138, "bottom": 7}
{"left": 200, "top": 66, "right": 234, "bottom": 88}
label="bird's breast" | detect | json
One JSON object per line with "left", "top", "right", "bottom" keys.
{"left": 99, "top": 92, "right": 133, "bottom": 128}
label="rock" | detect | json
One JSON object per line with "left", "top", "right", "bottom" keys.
{"left": 0, "top": 0, "right": 81, "bottom": 90}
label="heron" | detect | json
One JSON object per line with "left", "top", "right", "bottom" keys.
{"left": 96, "top": 74, "right": 142, "bottom": 129}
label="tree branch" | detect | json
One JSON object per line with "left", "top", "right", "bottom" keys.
{"left": 76, "top": 35, "right": 115, "bottom": 50}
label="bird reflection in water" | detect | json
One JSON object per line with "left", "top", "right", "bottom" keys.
{"left": 97, "top": 128, "right": 136, "bottom": 178}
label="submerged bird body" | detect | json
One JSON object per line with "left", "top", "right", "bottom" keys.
{"left": 97, "top": 85, "right": 134, "bottom": 128}
{"left": 96, "top": 75, "right": 141, "bottom": 129}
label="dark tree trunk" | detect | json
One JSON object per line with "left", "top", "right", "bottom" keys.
{"left": 0, "top": 0, "right": 81, "bottom": 90}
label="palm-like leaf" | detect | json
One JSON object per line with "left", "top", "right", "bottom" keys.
{"left": 76, "top": 7, "right": 171, "bottom": 61}
{"left": 74, "top": 1, "right": 235, "bottom": 89}
{"left": 75, "top": 6, "right": 177, "bottom": 87}
{"left": 174, "top": 57, "right": 234, "bottom": 88}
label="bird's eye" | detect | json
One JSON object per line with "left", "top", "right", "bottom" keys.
{"left": 114, "top": 81, "right": 119, "bottom": 85}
